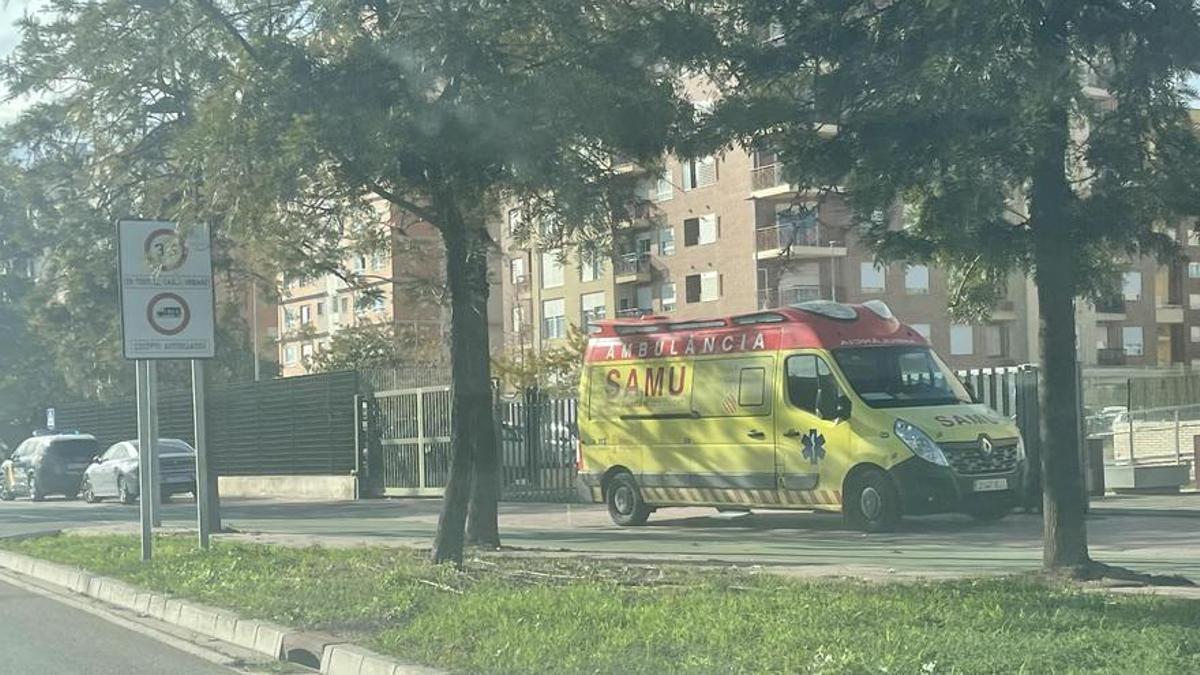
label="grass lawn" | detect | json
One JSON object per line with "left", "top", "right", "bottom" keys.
{"left": 3, "top": 534, "right": 1199, "bottom": 674}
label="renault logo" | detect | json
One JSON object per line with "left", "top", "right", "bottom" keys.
{"left": 979, "top": 435, "right": 994, "bottom": 456}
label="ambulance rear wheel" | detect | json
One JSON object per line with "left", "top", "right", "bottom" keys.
{"left": 844, "top": 469, "right": 900, "bottom": 533}
{"left": 606, "top": 473, "right": 651, "bottom": 526}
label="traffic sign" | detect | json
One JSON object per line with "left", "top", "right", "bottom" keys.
{"left": 118, "top": 220, "right": 215, "bottom": 359}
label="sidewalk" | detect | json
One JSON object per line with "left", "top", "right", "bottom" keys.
{"left": 1090, "top": 490, "right": 1200, "bottom": 515}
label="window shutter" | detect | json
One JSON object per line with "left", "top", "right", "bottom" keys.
{"left": 697, "top": 156, "right": 717, "bottom": 186}
{"left": 685, "top": 275, "right": 701, "bottom": 303}
{"left": 682, "top": 161, "right": 695, "bottom": 190}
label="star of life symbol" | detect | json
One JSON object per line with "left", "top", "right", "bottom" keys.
{"left": 801, "top": 428, "right": 825, "bottom": 465}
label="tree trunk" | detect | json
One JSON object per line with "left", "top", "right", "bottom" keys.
{"left": 1030, "top": 104, "right": 1090, "bottom": 570}
{"left": 430, "top": 200, "right": 480, "bottom": 566}
{"left": 465, "top": 227, "right": 501, "bottom": 549}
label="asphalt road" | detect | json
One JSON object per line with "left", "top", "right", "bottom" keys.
{"left": 0, "top": 577, "right": 231, "bottom": 674}
{"left": 1, "top": 492, "right": 1198, "bottom": 579}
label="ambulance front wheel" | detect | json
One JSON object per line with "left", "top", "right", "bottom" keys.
{"left": 606, "top": 473, "right": 651, "bottom": 526}
{"left": 844, "top": 468, "right": 901, "bottom": 533}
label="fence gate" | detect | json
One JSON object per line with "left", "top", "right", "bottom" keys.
{"left": 371, "top": 386, "right": 580, "bottom": 501}
{"left": 374, "top": 386, "right": 453, "bottom": 496}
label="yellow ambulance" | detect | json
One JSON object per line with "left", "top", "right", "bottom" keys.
{"left": 576, "top": 300, "right": 1025, "bottom": 531}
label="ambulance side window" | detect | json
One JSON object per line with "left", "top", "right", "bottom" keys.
{"left": 786, "top": 355, "right": 843, "bottom": 420}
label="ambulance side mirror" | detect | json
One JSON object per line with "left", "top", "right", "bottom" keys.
{"left": 833, "top": 395, "right": 852, "bottom": 422}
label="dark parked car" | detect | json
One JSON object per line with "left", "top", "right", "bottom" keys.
{"left": 0, "top": 433, "right": 100, "bottom": 501}
{"left": 81, "top": 439, "right": 197, "bottom": 505}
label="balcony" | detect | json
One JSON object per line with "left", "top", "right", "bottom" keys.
{"left": 1096, "top": 347, "right": 1127, "bottom": 367}
{"left": 616, "top": 307, "right": 653, "bottom": 319}
{"left": 758, "top": 285, "right": 823, "bottom": 310}
{"left": 613, "top": 252, "right": 652, "bottom": 284}
{"left": 992, "top": 299, "right": 1017, "bottom": 321}
{"left": 755, "top": 223, "right": 847, "bottom": 261}
{"left": 1094, "top": 297, "right": 1125, "bottom": 319}
{"left": 1156, "top": 303, "right": 1185, "bottom": 324}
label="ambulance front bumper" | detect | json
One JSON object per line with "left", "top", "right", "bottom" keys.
{"left": 889, "top": 457, "right": 1025, "bottom": 515}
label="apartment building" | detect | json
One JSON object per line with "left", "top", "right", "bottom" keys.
{"left": 277, "top": 206, "right": 447, "bottom": 377}
{"left": 497, "top": 146, "right": 1200, "bottom": 372}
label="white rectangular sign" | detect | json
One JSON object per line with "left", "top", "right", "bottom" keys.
{"left": 119, "top": 220, "right": 216, "bottom": 360}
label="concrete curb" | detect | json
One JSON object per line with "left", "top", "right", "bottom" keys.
{"left": 0, "top": 548, "right": 441, "bottom": 675}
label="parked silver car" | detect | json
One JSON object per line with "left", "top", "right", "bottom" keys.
{"left": 80, "top": 439, "right": 197, "bottom": 504}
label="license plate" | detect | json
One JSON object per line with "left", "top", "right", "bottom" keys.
{"left": 973, "top": 478, "right": 1008, "bottom": 492}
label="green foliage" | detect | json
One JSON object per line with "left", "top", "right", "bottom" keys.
{"left": 7, "top": 534, "right": 1200, "bottom": 674}
{"left": 492, "top": 324, "right": 589, "bottom": 395}
{"left": 306, "top": 321, "right": 445, "bottom": 373}
{"left": 710, "top": 0, "right": 1200, "bottom": 317}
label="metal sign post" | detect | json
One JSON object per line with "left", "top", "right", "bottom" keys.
{"left": 119, "top": 220, "right": 216, "bottom": 559}
{"left": 191, "top": 360, "right": 211, "bottom": 549}
{"left": 135, "top": 361, "right": 153, "bottom": 561}
{"left": 148, "top": 361, "right": 162, "bottom": 528}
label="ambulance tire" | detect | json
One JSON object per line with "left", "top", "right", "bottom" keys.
{"left": 606, "top": 473, "right": 651, "bottom": 526}
{"left": 844, "top": 469, "right": 900, "bottom": 533}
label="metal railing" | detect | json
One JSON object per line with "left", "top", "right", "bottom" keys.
{"left": 1085, "top": 403, "right": 1198, "bottom": 484}
{"left": 616, "top": 307, "right": 652, "bottom": 318}
{"left": 1097, "top": 347, "right": 1127, "bottom": 366}
{"left": 751, "top": 164, "right": 785, "bottom": 191}
{"left": 613, "top": 252, "right": 651, "bottom": 277}
{"left": 755, "top": 223, "right": 821, "bottom": 252}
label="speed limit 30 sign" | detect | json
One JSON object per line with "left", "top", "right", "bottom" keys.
{"left": 118, "top": 220, "right": 215, "bottom": 359}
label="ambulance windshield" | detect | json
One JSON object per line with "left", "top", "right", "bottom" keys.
{"left": 832, "top": 346, "right": 972, "bottom": 409}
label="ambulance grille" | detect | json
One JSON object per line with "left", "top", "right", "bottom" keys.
{"left": 940, "top": 440, "right": 1020, "bottom": 476}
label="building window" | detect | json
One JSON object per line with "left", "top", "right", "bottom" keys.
{"left": 658, "top": 225, "right": 675, "bottom": 256}
{"left": 301, "top": 343, "right": 313, "bottom": 361}
{"left": 511, "top": 306, "right": 523, "bottom": 335}
{"left": 683, "top": 214, "right": 718, "bottom": 247}
{"left": 654, "top": 168, "right": 674, "bottom": 202}
{"left": 581, "top": 292, "right": 606, "bottom": 325}
{"left": 541, "top": 252, "right": 564, "bottom": 289}
{"left": 1122, "top": 326, "right": 1144, "bottom": 356}
{"left": 681, "top": 156, "right": 717, "bottom": 190}
{"left": 1189, "top": 262, "right": 1200, "bottom": 279}
{"left": 950, "top": 324, "right": 974, "bottom": 356}
{"left": 283, "top": 308, "right": 296, "bottom": 330}
{"left": 660, "top": 282, "right": 677, "bottom": 312}
{"left": 353, "top": 255, "right": 366, "bottom": 272}
{"left": 860, "top": 263, "right": 886, "bottom": 293}
{"left": 1122, "top": 271, "right": 1142, "bottom": 301}
{"left": 340, "top": 297, "right": 350, "bottom": 314}
{"left": 905, "top": 265, "right": 930, "bottom": 295}
{"left": 542, "top": 298, "right": 566, "bottom": 340}
{"left": 985, "top": 324, "right": 1009, "bottom": 357}
{"left": 579, "top": 252, "right": 603, "bottom": 283}
{"left": 316, "top": 302, "right": 325, "bottom": 316}
{"left": 372, "top": 295, "right": 387, "bottom": 312}
{"left": 1190, "top": 293, "right": 1200, "bottom": 310}
{"left": 911, "top": 323, "right": 932, "bottom": 341}
{"left": 283, "top": 345, "right": 298, "bottom": 365}
{"left": 1190, "top": 326, "right": 1200, "bottom": 342}
{"left": 686, "top": 271, "right": 721, "bottom": 303}
{"left": 1190, "top": 230, "right": 1200, "bottom": 247}
{"left": 510, "top": 257, "right": 527, "bottom": 284}
{"left": 372, "top": 252, "right": 387, "bottom": 270}
{"left": 507, "top": 208, "right": 521, "bottom": 238}
{"left": 300, "top": 305, "right": 311, "bottom": 324}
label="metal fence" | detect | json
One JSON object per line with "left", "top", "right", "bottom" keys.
{"left": 1086, "top": 403, "right": 1199, "bottom": 484}
{"left": 54, "top": 370, "right": 361, "bottom": 477}
{"left": 372, "top": 386, "right": 579, "bottom": 502}
{"left": 955, "top": 365, "right": 1043, "bottom": 509}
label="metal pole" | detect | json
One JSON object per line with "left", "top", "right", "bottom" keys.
{"left": 148, "top": 361, "right": 162, "bottom": 527}
{"left": 251, "top": 280, "right": 261, "bottom": 382}
{"left": 192, "top": 360, "right": 211, "bottom": 549}
{"left": 135, "top": 361, "right": 153, "bottom": 561}
{"left": 1174, "top": 408, "right": 1182, "bottom": 466}
{"left": 1127, "top": 379, "right": 1135, "bottom": 465}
